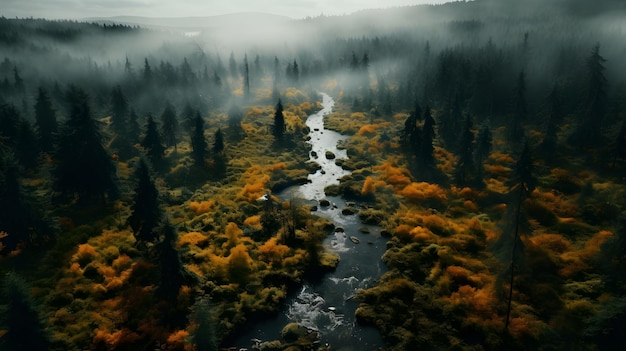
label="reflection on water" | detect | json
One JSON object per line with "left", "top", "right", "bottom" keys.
{"left": 232, "top": 93, "right": 387, "bottom": 350}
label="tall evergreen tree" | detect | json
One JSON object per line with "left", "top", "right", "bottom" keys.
{"left": 572, "top": 44, "right": 608, "bottom": 147}
{"left": 243, "top": 54, "right": 250, "bottom": 99}
{"left": 540, "top": 84, "right": 562, "bottom": 155}
{"left": 0, "top": 149, "right": 55, "bottom": 253}
{"left": 33, "top": 87, "right": 57, "bottom": 154}
{"left": 510, "top": 71, "right": 527, "bottom": 141}
{"left": 227, "top": 103, "right": 243, "bottom": 134}
{"left": 128, "top": 108, "right": 141, "bottom": 144}
{"left": 127, "top": 157, "right": 162, "bottom": 243}
{"left": 190, "top": 112, "right": 207, "bottom": 168}
{"left": 454, "top": 114, "right": 475, "bottom": 186}
{"left": 419, "top": 106, "right": 436, "bottom": 167}
{"left": 190, "top": 299, "right": 218, "bottom": 351}
{"left": 228, "top": 51, "right": 238, "bottom": 79}
{"left": 213, "top": 128, "right": 224, "bottom": 155}
{"left": 0, "top": 272, "right": 50, "bottom": 351}
{"left": 474, "top": 123, "right": 493, "bottom": 185}
{"left": 14, "top": 118, "right": 39, "bottom": 171}
{"left": 110, "top": 85, "right": 129, "bottom": 135}
{"left": 155, "top": 219, "right": 192, "bottom": 301}
{"left": 54, "top": 86, "right": 118, "bottom": 204}
{"left": 160, "top": 102, "right": 178, "bottom": 151}
{"left": 141, "top": 114, "right": 165, "bottom": 169}
{"left": 272, "top": 99, "right": 286, "bottom": 141}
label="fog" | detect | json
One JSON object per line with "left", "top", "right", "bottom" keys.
{"left": 1, "top": 0, "right": 625, "bottom": 125}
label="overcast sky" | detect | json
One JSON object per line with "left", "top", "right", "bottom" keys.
{"left": 1, "top": 0, "right": 452, "bottom": 19}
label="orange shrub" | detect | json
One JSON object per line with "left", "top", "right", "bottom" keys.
{"left": 258, "top": 237, "right": 290, "bottom": 264}
{"left": 244, "top": 215, "right": 262, "bottom": 230}
{"left": 400, "top": 182, "right": 447, "bottom": 202}
{"left": 179, "top": 232, "right": 208, "bottom": 247}
{"left": 224, "top": 222, "right": 243, "bottom": 249}
{"left": 529, "top": 234, "right": 571, "bottom": 254}
{"left": 73, "top": 244, "right": 98, "bottom": 266}
{"left": 189, "top": 200, "right": 215, "bottom": 215}
{"left": 374, "top": 162, "right": 412, "bottom": 190}
{"left": 357, "top": 124, "right": 379, "bottom": 135}
{"left": 351, "top": 112, "right": 366, "bottom": 119}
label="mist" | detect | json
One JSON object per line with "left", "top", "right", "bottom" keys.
{"left": 2, "top": 1, "right": 626, "bottom": 350}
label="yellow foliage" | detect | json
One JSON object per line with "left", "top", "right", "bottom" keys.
{"left": 529, "top": 234, "right": 572, "bottom": 254}
{"left": 244, "top": 215, "right": 262, "bottom": 230}
{"left": 400, "top": 182, "right": 447, "bottom": 202}
{"left": 357, "top": 124, "right": 379, "bottom": 134}
{"left": 374, "top": 161, "right": 412, "bottom": 190}
{"left": 228, "top": 244, "right": 254, "bottom": 282}
{"left": 189, "top": 200, "right": 215, "bottom": 215}
{"left": 270, "top": 162, "right": 287, "bottom": 171}
{"left": 166, "top": 329, "right": 190, "bottom": 347}
{"left": 179, "top": 232, "right": 208, "bottom": 247}
{"left": 258, "top": 237, "right": 291, "bottom": 264}
{"left": 73, "top": 244, "right": 98, "bottom": 266}
{"left": 224, "top": 222, "right": 243, "bottom": 249}
{"left": 361, "top": 176, "right": 376, "bottom": 195}
{"left": 351, "top": 112, "right": 366, "bottom": 119}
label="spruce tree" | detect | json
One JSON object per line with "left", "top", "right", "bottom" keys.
{"left": 572, "top": 44, "right": 608, "bottom": 147}
{"left": 1, "top": 272, "right": 50, "bottom": 351}
{"left": 190, "top": 299, "right": 218, "bottom": 351}
{"left": 454, "top": 114, "right": 475, "bottom": 186}
{"left": 190, "top": 112, "right": 207, "bottom": 168}
{"left": 272, "top": 99, "right": 285, "bottom": 141}
{"left": 33, "top": 87, "right": 57, "bottom": 154}
{"left": 127, "top": 157, "right": 162, "bottom": 243}
{"left": 160, "top": 102, "right": 178, "bottom": 151}
{"left": 213, "top": 128, "right": 224, "bottom": 155}
{"left": 474, "top": 123, "right": 493, "bottom": 185}
{"left": 243, "top": 54, "right": 250, "bottom": 99}
{"left": 110, "top": 85, "right": 129, "bottom": 135}
{"left": 141, "top": 114, "right": 165, "bottom": 168}
{"left": 128, "top": 108, "right": 141, "bottom": 144}
{"left": 54, "top": 86, "right": 118, "bottom": 204}
{"left": 419, "top": 106, "right": 436, "bottom": 167}
{"left": 155, "top": 219, "right": 191, "bottom": 301}
{"left": 0, "top": 149, "right": 55, "bottom": 253}
{"left": 227, "top": 103, "right": 243, "bottom": 134}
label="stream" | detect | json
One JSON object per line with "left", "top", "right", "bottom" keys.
{"left": 233, "top": 93, "right": 388, "bottom": 350}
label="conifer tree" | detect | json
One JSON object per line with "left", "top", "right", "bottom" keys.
{"left": 14, "top": 118, "right": 39, "bottom": 171}
{"left": 213, "top": 128, "right": 224, "bottom": 155}
{"left": 160, "top": 102, "right": 178, "bottom": 151}
{"left": 128, "top": 108, "right": 141, "bottom": 144}
{"left": 141, "top": 114, "right": 165, "bottom": 169}
{"left": 54, "top": 86, "right": 118, "bottom": 204}
{"left": 419, "top": 106, "right": 436, "bottom": 167}
{"left": 0, "top": 149, "right": 55, "bottom": 253}
{"left": 571, "top": 44, "right": 608, "bottom": 147}
{"left": 227, "top": 103, "right": 243, "bottom": 134}
{"left": 190, "top": 111, "right": 207, "bottom": 168}
{"left": 540, "top": 84, "right": 562, "bottom": 155}
{"left": 190, "top": 299, "right": 218, "bottom": 351}
{"left": 33, "top": 87, "right": 57, "bottom": 154}
{"left": 243, "top": 54, "right": 250, "bottom": 99}
{"left": 474, "top": 123, "right": 493, "bottom": 185}
{"left": 510, "top": 71, "right": 527, "bottom": 141}
{"left": 1, "top": 272, "right": 50, "bottom": 351}
{"left": 127, "top": 157, "right": 162, "bottom": 243}
{"left": 272, "top": 99, "right": 285, "bottom": 141}
{"left": 110, "top": 85, "right": 129, "bottom": 135}
{"left": 155, "top": 219, "right": 190, "bottom": 301}
{"left": 454, "top": 114, "right": 475, "bottom": 186}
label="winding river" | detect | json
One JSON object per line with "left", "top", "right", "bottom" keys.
{"left": 233, "top": 93, "right": 388, "bottom": 350}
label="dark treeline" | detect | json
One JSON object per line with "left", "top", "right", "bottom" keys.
{"left": 1, "top": 0, "right": 626, "bottom": 350}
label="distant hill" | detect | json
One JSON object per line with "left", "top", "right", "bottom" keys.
{"left": 86, "top": 12, "right": 293, "bottom": 31}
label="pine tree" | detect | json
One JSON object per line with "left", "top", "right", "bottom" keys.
{"left": 190, "top": 299, "right": 218, "bottom": 351}
{"left": 213, "top": 128, "right": 224, "bottom": 155}
{"left": 419, "top": 106, "right": 436, "bottom": 167}
{"left": 54, "top": 86, "right": 118, "bottom": 204}
{"left": 128, "top": 108, "right": 141, "bottom": 144}
{"left": 474, "top": 123, "right": 493, "bottom": 185}
{"left": 160, "top": 102, "right": 178, "bottom": 151}
{"left": 228, "top": 51, "right": 238, "bottom": 79}
{"left": 127, "top": 157, "right": 162, "bottom": 243}
{"left": 155, "top": 219, "right": 189, "bottom": 301}
{"left": 540, "top": 84, "right": 562, "bottom": 155}
{"left": 110, "top": 85, "right": 129, "bottom": 135}
{"left": 243, "top": 54, "right": 250, "bottom": 99}
{"left": 572, "top": 44, "right": 608, "bottom": 147}
{"left": 1, "top": 272, "right": 50, "bottom": 351}
{"left": 190, "top": 112, "right": 207, "bottom": 168}
{"left": 227, "top": 103, "right": 243, "bottom": 134}
{"left": 140, "top": 114, "right": 165, "bottom": 169}
{"left": 0, "top": 149, "right": 55, "bottom": 253}
{"left": 272, "top": 99, "right": 286, "bottom": 141}
{"left": 454, "top": 114, "right": 475, "bottom": 186}
{"left": 14, "top": 118, "right": 39, "bottom": 171}
{"left": 33, "top": 87, "right": 57, "bottom": 154}
{"left": 510, "top": 70, "right": 527, "bottom": 141}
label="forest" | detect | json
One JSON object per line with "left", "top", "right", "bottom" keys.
{"left": 1, "top": 0, "right": 626, "bottom": 350}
